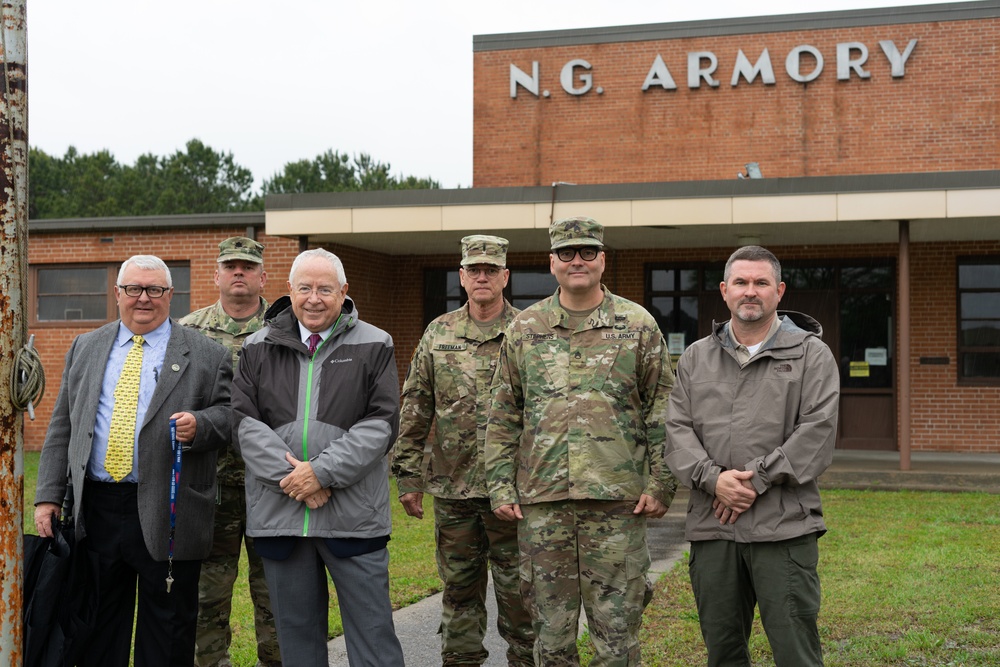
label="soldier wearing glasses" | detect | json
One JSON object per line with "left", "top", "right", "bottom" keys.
{"left": 485, "top": 218, "right": 677, "bottom": 665}
{"left": 393, "top": 235, "right": 534, "bottom": 666}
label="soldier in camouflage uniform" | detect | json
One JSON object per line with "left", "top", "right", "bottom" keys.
{"left": 485, "top": 217, "right": 677, "bottom": 667}
{"left": 393, "top": 235, "right": 534, "bottom": 666}
{"left": 180, "top": 237, "right": 281, "bottom": 667}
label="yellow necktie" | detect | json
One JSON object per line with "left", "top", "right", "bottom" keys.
{"left": 105, "top": 335, "right": 144, "bottom": 481}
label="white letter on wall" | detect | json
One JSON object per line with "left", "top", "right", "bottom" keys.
{"left": 837, "top": 42, "right": 870, "bottom": 80}
{"left": 731, "top": 49, "right": 776, "bottom": 86}
{"left": 688, "top": 51, "right": 720, "bottom": 88}
{"left": 560, "top": 59, "right": 593, "bottom": 95}
{"left": 879, "top": 39, "right": 918, "bottom": 77}
{"left": 642, "top": 55, "right": 678, "bottom": 90}
{"left": 510, "top": 62, "right": 539, "bottom": 98}
{"left": 786, "top": 45, "right": 824, "bottom": 83}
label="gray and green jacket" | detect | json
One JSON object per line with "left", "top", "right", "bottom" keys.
{"left": 393, "top": 300, "right": 519, "bottom": 499}
{"left": 665, "top": 311, "right": 840, "bottom": 544}
{"left": 232, "top": 295, "right": 399, "bottom": 539}
{"left": 485, "top": 286, "right": 677, "bottom": 509}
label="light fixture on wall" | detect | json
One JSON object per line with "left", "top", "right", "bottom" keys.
{"left": 737, "top": 162, "right": 763, "bottom": 179}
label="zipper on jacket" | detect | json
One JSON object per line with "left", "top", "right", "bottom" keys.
{"left": 299, "top": 313, "right": 342, "bottom": 537}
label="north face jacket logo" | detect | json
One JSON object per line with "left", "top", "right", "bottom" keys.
{"left": 775, "top": 363, "right": 793, "bottom": 373}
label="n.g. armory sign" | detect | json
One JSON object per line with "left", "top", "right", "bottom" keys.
{"left": 509, "top": 39, "right": 918, "bottom": 97}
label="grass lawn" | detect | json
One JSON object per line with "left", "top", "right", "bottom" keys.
{"left": 628, "top": 489, "right": 1000, "bottom": 666}
{"left": 23, "top": 450, "right": 439, "bottom": 666}
{"left": 24, "top": 451, "right": 1000, "bottom": 666}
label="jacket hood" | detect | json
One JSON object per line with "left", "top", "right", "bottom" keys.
{"left": 263, "top": 294, "right": 292, "bottom": 321}
{"left": 712, "top": 310, "right": 823, "bottom": 348}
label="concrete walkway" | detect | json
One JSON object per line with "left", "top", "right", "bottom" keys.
{"left": 327, "top": 450, "right": 1000, "bottom": 666}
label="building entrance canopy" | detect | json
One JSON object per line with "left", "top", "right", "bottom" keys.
{"left": 264, "top": 171, "right": 1000, "bottom": 254}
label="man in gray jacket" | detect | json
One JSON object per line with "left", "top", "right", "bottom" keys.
{"left": 665, "top": 245, "right": 839, "bottom": 667}
{"left": 232, "top": 248, "right": 403, "bottom": 666}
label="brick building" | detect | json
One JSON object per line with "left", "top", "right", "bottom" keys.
{"left": 27, "top": 1, "right": 1000, "bottom": 458}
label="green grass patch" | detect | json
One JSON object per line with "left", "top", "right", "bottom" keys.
{"left": 25, "top": 453, "right": 1000, "bottom": 666}
{"left": 23, "top": 451, "right": 439, "bottom": 666}
{"left": 633, "top": 489, "right": 1000, "bottom": 666}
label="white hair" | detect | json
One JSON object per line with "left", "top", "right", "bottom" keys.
{"left": 118, "top": 255, "right": 172, "bottom": 287}
{"left": 289, "top": 248, "right": 347, "bottom": 287}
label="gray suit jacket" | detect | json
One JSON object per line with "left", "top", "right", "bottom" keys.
{"left": 36, "top": 319, "right": 232, "bottom": 561}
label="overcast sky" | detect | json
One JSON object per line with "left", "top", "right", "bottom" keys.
{"left": 28, "top": 0, "right": 968, "bottom": 190}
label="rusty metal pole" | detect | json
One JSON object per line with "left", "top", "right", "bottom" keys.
{"left": 0, "top": 0, "right": 28, "bottom": 663}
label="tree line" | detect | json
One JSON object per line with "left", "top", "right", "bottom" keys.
{"left": 28, "top": 139, "right": 441, "bottom": 219}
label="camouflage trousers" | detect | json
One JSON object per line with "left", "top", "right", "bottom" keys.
{"left": 195, "top": 484, "right": 281, "bottom": 667}
{"left": 519, "top": 500, "right": 653, "bottom": 667}
{"left": 434, "top": 496, "right": 534, "bottom": 667}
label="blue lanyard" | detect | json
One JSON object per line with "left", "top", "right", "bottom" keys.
{"left": 166, "top": 418, "right": 182, "bottom": 593}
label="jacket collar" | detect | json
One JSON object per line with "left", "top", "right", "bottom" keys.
{"left": 713, "top": 310, "right": 823, "bottom": 352}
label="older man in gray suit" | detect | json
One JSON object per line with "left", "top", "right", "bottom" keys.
{"left": 34, "top": 255, "right": 232, "bottom": 667}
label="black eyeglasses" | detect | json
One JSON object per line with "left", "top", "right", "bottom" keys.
{"left": 118, "top": 284, "right": 170, "bottom": 298}
{"left": 554, "top": 246, "right": 600, "bottom": 262}
{"left": 463, "top": 266, "right": 503, "bottom": 278}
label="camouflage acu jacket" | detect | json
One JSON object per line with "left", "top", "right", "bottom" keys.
{"left": 393, "top": 301, "right": 519, "bottom": 499}
{"left": 179, "top": 297, "right": 267, "bottom": 486}
{"left": 485, "top": 287, "right": 677, "bottom": 508}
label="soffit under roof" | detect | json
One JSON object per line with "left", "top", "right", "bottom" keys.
{"left": 264, "top": 171, "right": 1000, "bottom": 254}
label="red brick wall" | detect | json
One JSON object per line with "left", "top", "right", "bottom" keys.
{"left": 25, "top": 228, "right": 300, "bottom": 449}
{"left": 474, "top": 17, "right": 1000, "bottom": 186}
{"left": 909, "top": 241, "right": 1000, "bottom": 453}
{"left": 26, "top": 230, "right": 1000, "bottom": 454}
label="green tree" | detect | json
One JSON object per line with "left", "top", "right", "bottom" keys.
{"left": 29, "top": 140, "right": 260, "bottom": 218}
{"left": 262, "top": 150, "right": 439, "bottom": 194}
{"left": 28, "top": 142, "right": 440, "bottom": 219}
{"left": 152, "top": 139, "right": 259, "bottom": 213}
{"left": 29, "top": 146, "right": 123, "bottom": 218}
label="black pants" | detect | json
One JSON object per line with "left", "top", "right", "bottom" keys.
{"left": 81, "top": 480, "right": 201, "bottom": 667}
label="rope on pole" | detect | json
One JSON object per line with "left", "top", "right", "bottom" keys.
{"left": 10, "top": 334, "right": 44, "bottom": 418}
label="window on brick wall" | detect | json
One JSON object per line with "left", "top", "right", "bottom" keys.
{"left": 508, "top": 268, "right": 558, "bottom": 310}
{"left": 422, "top": 267, "right": 558, "bottom": 327}
{"left": 31, "top": 262, "right": 191, "bottom": 326}
{"left": 647, "top": 266, "right": 701, "bottom": 355}
{"left": 423, "top": 269, "right": 463, "bottom": 327}
{"left": 646, "top": 264, "right": 728, "bottom": 361}
{"left": 957, "top": 257, "right": 1000, "bottom": 383}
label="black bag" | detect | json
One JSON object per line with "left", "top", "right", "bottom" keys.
{"left": 23, "top": 485, "right": 99, "bottom": 667}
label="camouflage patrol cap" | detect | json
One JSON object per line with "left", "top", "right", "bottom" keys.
{"left": 460, "top": 235, "right": 508, "bottom": 267}
{"left": 217, "top": 237, "right": 264, "bottom": 264}
{"left": 549, "top": 216, "right": 604, "bottom": 250}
